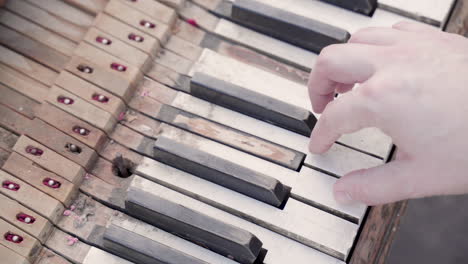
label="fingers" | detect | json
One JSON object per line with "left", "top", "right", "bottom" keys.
{"left": 309, "top": 89, "right": 378, "bottom": 153}
{"left": 308, "top": 44, "right": 378, "bottom": 113}
{"left": 349, "top": 27, "right": 402, "bottom": 45}
{"left": 333, "top": 160, "right": 416, "bottom": 205}
{"left": 392, "top": 21, "right": 439, "bottom": 33}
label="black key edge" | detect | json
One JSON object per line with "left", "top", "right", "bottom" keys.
{"left": 231, "top": 0, "right": 350, "bottom": 53}
{"left": 190, "top": 72, "right": 316, "bottom": 137}
{"left": 153, "top": 136, "right": 290, "bottom": 208}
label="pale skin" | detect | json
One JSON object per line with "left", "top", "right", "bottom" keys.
{"left": 308, "top": 21, "right": 468, "bottom": 206}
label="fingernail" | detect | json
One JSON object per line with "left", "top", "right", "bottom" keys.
{"left": 334, "top": 191, "right": 353, "bottom": 204}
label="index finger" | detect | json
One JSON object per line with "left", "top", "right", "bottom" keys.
{"left": 308, "top": 43, "right": 378, "bottom": 113}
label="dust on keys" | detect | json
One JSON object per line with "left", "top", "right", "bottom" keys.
{"left": 0, "top": 0, "right": 432, "bottom": 263}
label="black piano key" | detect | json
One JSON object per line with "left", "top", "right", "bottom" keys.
{"left": 103, "top": 224, "right": 209, "bottom": 264}
{"left": 125, "top": 187, "right": 264, "bottom": 264}
{"left": 190, "top": 72, "right": 317, "bottom": 137}
{"left": 153, "top": 136, "right": 291, "bottom": 208}
{"left": 319, "top": 0, "right": 377, "bottom": 16}
{"left": 231, "top": 0, "right": 350, "bottom": 53}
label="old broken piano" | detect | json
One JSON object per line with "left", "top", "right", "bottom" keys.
{"left": 0, "top": 0, "right": 460, "bottom": 263}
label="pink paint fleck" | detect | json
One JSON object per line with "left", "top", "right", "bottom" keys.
{"left": 187, "top": 19, "right": 198, "bottom": 27}
{"left": 70, "top": 205, "right": 76, "bottom": 211}
{"left": 66, "top": 236, "right": 79, "bottom": 246}
{"left": 84, "top": 173, "right": 91, "bottom": 180}
{"left": 63, "top": 210, "right": 72, "bottom": 216}
{"left": 118, "top": 112, "right": 126, "bottom": 121}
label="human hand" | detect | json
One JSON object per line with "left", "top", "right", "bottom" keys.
{"left": 308, "top": 21, "right": 468, "bottom": 205}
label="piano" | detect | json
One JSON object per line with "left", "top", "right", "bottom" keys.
{"left": 0, "top": 0, "right": 460, "bottom": 263}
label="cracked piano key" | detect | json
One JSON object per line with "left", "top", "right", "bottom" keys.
{"left": 0, "top": 193, "right": 53, "bottom": 244}
{"left": 12, "top": 135, "right": 85, "bottom": 185}
{"left": 153, "top": 136, "right": 291, "bottom": 207}
{"left": 103, "top": 225, "right": 211, "bottom": 264}
{"left": 196, "top": 31, "right": 310, "bottom": 85}
{"left": 153, "top": 104, "right": 305, "bottom": 170}
{"left": 130, "top": 176, "right": 347, "bottom": 264}
{"left": 0, "top": 219, "right": 42, "bottom": 263}
{"left": 125, "top": 186, "right": 264, "bottom": 264}
{"left": 190, "top": 72, "right": 316, "bottom": 136}
{"left": 232, "top": 0, "right": 350, "bottom": 53}
{"left": 378, "top": 0, "right": 456, "bottom": 27}
{"left": 0, "top": 170, "right": 64, "bottom": 224}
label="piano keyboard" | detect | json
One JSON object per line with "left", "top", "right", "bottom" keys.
{"left": 0, "top": 0, "right": 457, "bottom": 263}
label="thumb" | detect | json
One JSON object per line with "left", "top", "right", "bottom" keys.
{"left": 333, "top": 160, "right": 416, "bottom": 205}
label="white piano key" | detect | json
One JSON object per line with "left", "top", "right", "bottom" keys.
{"left": 110, "top": 213, "right": 238, "bottom": 264}
{"left": 254, "top": 0, "right": 432, "bottom": 33}
{"left": 190, "top": 49, "right": 311, "bottom": 110}
{"left": 338, "top": 127, "right": 392, "bottom": 158}
{"left": 214, "top": 19, "right": 317, "bottom": 71}
{"left": 156, "top": 124, "right": 367, "bottom": 222}
{"left": 170, "top": 89, "right": 383, "bottom": 176}
{"left": 378, "top": 0, "right": 456, "bottom": 27}
{"left": 130, "top": 175, "right": 347, "bottom": 263}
